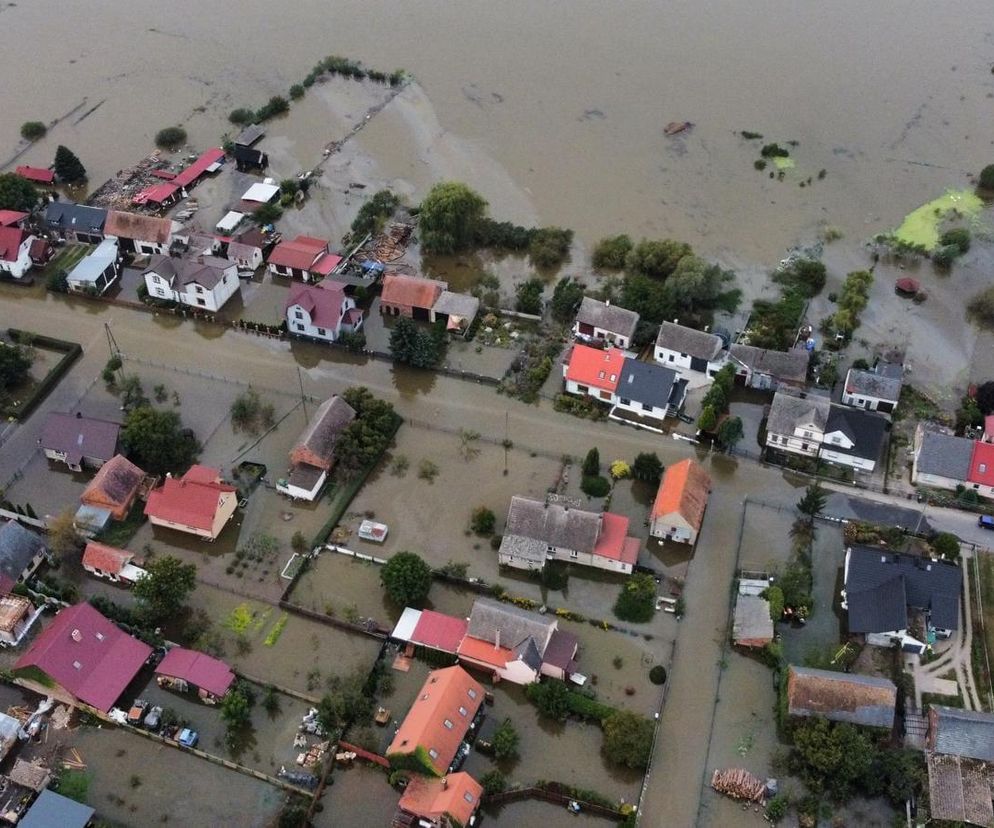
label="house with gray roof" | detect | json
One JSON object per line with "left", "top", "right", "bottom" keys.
{"left": 0, "top": 520, "right": 49, "bottom": 595}
{"left": 38, "top": 412, "right": 120, "bottom": 472}
{"left": 277, "top": 396, "right": 356, "bottom": 501}
{"left": 20, "top": 788, "right": 95, "bottom": 828}
{"left": 730, "top": 343, "right": 809, "bottom": 390}
{"left": 42, "top": 202, "right": 107, "bottom": 244}
{"left": 654, "top": 321, "right": 726, "bottom": 377}
{"left": 842, "top": 365, "right": 902, "bottom": 413}
{"left": 765, "top": 390, "right": 830, "bottom": 460}
{"left": 912, "top": 425, "right": 974, "bottom": 493}
{"left": 842, "top": 545, "right": 961, "bottom": 654}
{"left": 143, "top": 254, "right": 240, "bottom": 312}
{"left": 573, "top": 297, "right": 639, "bottom": 349}
{"left": 928, "top": 706, "right": 994, "bottom": 762}
{"left": 819, "top": 406, "right": 888, "bottom": 473}
{"left": 786, "top": 665, "right": 896, "bottom": 729}
{"left": 614, "top": 359, "right": 687, "bottom": 421}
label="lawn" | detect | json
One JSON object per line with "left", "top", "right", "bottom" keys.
{"left": 972, "top": 553, "right": 994, "bottom": 711}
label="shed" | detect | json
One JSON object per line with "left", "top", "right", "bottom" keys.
{"left": 786, "top": 665, "right": 896, "bottom": 729}
{"left": 215, "top": 211, "right": 245, "bottom": 234}
{"left": 235, "top": 124, "right": 266, "bottom": 147}
{"left": 156, "top": 647, "right": 235, "bottom": 699}
{"left": 732, "top": 594, "right": 773, "bottom": 648}
{"left": 20, "top": 789, "right": 94, "bottom": 828}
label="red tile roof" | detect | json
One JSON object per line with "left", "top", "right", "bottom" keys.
{"left": 15, "top": 166, "right": 54, "bottom": 184}
{"left": 0, "top": 210, "right": 28, "bottom": 227}
{"left": 0, "top": 227, "right": 27, "bottom": 263}
{"left": 456, "top": 635, "right": 512, "bottom": 670}
{"left": 132, "top": 182, "right": 179, "bottom": 206}
{"left": 968, "top": 441, "right": 994, "bottom": 488}
{"left": 144, "top": 466, "right": 235, "bottom": 532}
{"left": 399, "top": 772, "right": 482, "bottom": 827}
{"left": 284, "top": 281, "right": 347, "bottom": 330}
{"left": 311, "top": 253, "right": 342, "bottom": 276}
{"left": 593, "top": 512, "right": 639, "bottom": 564}
{"left": 156, "top": 647, "right": 235, "bottom": 697}
{"left": 412, "top": 610, "right": 468, "bottom": 654}
{"left": 81, "top": 542, "right": 132, "bottom": 576}
{"left": 387, "top": 666, "right": 484, "bottom": 774}
{"left": 651, "top": 458, "right": 712, "bottom": 530}
{"left": 14, "top": 603, "right": 152, "bottom": 711}
{"left": 564, "top": 344, "right": 625, "bottom": 392}
{"left": 381, "top": 273, "right": 446, "bottom": 310}
{"left": 267, "top": 235, "right": 328, "bottom": 271}
{"left": 172, "top": 148, "right": 225, "bottom": 188}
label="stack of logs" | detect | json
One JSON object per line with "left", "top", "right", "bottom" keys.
{"left": 710, "top": 768, "right": 766, "bottom": 802}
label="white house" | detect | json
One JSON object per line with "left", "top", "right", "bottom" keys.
{"left": 283, "top": 281, "right": 362, "bottom": 344}
{"left": 104, "top": 210, "right": 177, "bottom": 256}
{"left": 0, "top": 227, "right": 34, "bottom": 279}
{"left": 841, "top": 363, "right": 902, "bottom": 413}
{"left": 764, "top": 391, "right": 829, "bottom": 459}
{"left": 653, "top": 321, "right": 726, "bottom": 377}
{"left": 649, "top": 459, "right": 712, "bottom": 545}
{"left": 65, "top": 239, "right": 120, "bottom": 295}
{"left": 226, "top": 240, "right": 263, "bottom": 270}
{"left": 143, "top": 255, "right": 241, "bottom": 312}
{"left": 573, "top": 297, "right": 639, "bottom": 349}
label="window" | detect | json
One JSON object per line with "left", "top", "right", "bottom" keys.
{"left": 981, "top": 464, "right": 988, "bottom": 474}
{"left": 598, "top": 370, "right": 605, "bottom": 379}
{"left": 609, "top": 373, "right": 617, "bottom": 382}
{"left": 569, "top": 550, "right": 578, "bottom": 559}
{"left": 464, "top": 792, "right": 475, "bottom": 804}
{"left": 467, "top": 689, "right": 477, "bottom": 699}
{"left": 295, "top": 323, "right": 305, "bottom": 332}
{"left": 294, "top": 310, "right": 303, "bottom": 320}
{"left": 600, "top": 390, "right": 611, "bottom": 400}
{"left": 668, "top": 355, "right": 675, "bottom": 362}
{"left": 317, "top": 328, "right": 326, "bottom": 336}
{"left": 801, "top": 443, "right": 810, "bottom": 451}
{"left": 642, "top": 402, "right": 651, "bottom": 411}
{"left": 428, "top": 748, "right": 438, "bottom": 759}
{"left": 443, "top": 719, "right": 454, "bottom": 729}
{"left": 196, "top": 297, "right": 206, "bottom": 306}
{"left": 802, "top": 430, "right": 812, "bottom": 438}
{"left": 620, "top": 398, "right": 631, "bottom": 406}
{"left": 577, "top": 385, "right": 588, "bottom": 393}
{"left": 458, "top": 706, "right": 467, "bottom": 717}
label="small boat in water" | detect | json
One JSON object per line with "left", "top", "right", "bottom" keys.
{"left": 664, "top": 121, "right": 693, "bottom": 136}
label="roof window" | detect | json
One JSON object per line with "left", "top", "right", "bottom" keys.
{"left": 443, "top": 719, "right": 454, "bottom": 729}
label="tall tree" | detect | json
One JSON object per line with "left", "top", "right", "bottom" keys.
{"left": 389, "top": 317, "right": 419, "bottom": 363}
{"left": 120, "top": 406, "right": 200, "bottom": 475}
{"left": 550, "top": 276, "right": 585, "bottom": 323}
{"left": 0, "top": 344, "right": 32, "bottom": 390}
{"left": 46, "top": 509, "right": 81, "bottom": 561}
{"left": 796, "top": 482, "right": 827, "bottom": 523}
{"left": 601, "top": 711, "right": 654, "bottom": 770}
{"left": 133, "top": 555, "right": 197, "bottom": 623}
{"left": 0, "top": 173, "right": 38, "bottom": 212}
{"left": 380, "top": 551, "right": 432, "bottom": 607}
{"left": 582, "top": 447, "right": 600, "bottom": 477}
{"left": 632, "top": 452, "right": 664, "bottom": 483}
{"left": 418, "top": 182, "right": 488, "bottom": 254}
{"left": 53, "top": 145, "right": 86, "bottom": 183}
{"left": 625, "top": 238, "right": 693, "bottom": 280}
{"left": 716, "top": 416, "right": 744, "bottom": 452}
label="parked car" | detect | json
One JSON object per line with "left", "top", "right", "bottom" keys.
{"left": 177, "top": 728, "right": 198, "bottom": 748}
{"left": 978, "top": 515, "right": 994, "bottom": 530}
{"left": 127, "top": 699, "right": 148, "bottom": 726}
{"left": 144, "top": 705, "right": 162, "bottom": 731}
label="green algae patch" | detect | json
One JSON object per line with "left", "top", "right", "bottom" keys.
{"left": 893, "top": 189, "right": 983, "bottom": 251}
{"left": 772, "top": 156, "right": 795, "bottom": 170}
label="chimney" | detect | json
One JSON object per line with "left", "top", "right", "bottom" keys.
{"left": 71, "top": 629, "right": 82, "bottom": 643}
{"left": 495, "top": 629, "right": 500, "bottom": 649}
{"left": 441, "top": 777, "right": 448, "bottom": 789}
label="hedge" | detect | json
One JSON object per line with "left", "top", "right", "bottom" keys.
{"left": 2, "top": 330, "right": 82, "bottom": 421}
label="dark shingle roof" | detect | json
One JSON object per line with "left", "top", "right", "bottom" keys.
{"left": 766, "top": 390, "right": 830, "bottom": 437}
{"left": 504, "top": 496, "right": 601, "bottom": 555}
{"left": 617, "top": 359, "right": 678, "bottom": 410}
{"left": 0, "top": 521, "right": 46, "bottom": 583}
{"left": 845, "top": 546, "right": 961, "bottom": 633}
{"left": 824, "top": 406, "right": 888, "bottom": 462}
{"left": 576, "top": 297, "right": 639, "bottom": 340}
{"left": 730, "top": 344, "right": 809, "bottom": 384}
{"left": 917, "top": 429, "right": 974, "bottom": 481}
{"left": 655, "top": 322, "right": 724, "bottom": 361}
{"left": 43, "top": 202, "right": 107, "bottom": 234}
{"left": 144, "top": 254, "right": 232, "bottom": 289}
{"left": 930, "top": 706, "right": 994, "bottom": 761}
{"left": 787, "top": 665, "right": 896, "bottom": 729}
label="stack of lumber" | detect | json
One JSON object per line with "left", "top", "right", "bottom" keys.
{"left": 710, "top": 768, "right": 766, "bottom": 802}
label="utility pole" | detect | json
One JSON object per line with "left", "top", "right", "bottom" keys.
{"left": 104, "top": 322, "right": 123, "bottom": 383}
{"left": 297, "top": 366, "right": 308, "bottom": 422}
{"left": 503, "top": 411, "right": 509, "bottom": 476}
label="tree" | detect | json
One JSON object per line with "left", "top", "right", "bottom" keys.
{"left": 625, "top": 238, "right": 693, "bottom": 280}
{"left": 154, "top": 127, "right": 187, "bottom": 150}
{"left": 975, "top": 381, "right": 994, "bottom": 415}
{"left": 528, "top": 227, "right": 572, "bottom": 269}
{"left": 418, "top": 182, "right": 488, "bottom": 254}
{"left": 492, "top": 718, "right": 519, "bottom": 759}
{"left": 582, "top": 447, "right": 600, "bottom": 477}
{"left": 351, "top": 189, "right": 399, "bottom": 237}
{"left": 252, "top": 203, "right": 283, "bottom": 225}
{"left": 614, "top": 573, "right": 656, "bottom": 623}
{"left": 764, "top": 585, "right": 785, "bottom": 621}
{"left": 220, "top": 683, "right": 253, "bottom": 746}
{"left": 601, "top": 711, "right": 654, "bottom": 770}
{"left": 939, "top": 227, "right": 970, "bottom": 255}
{"left": 480, "top": 769, "right": 507, "bottom": 795}
{"left": 581, "top": 475, "right": 611, "bottom": 497}
{"left": 796, "top": 483, "right": 827, "bottom": 523}
{"left": 790, "top": 718, "right": 875, "bottom": 801}
{"left": 0, "top": 173, "right": 38, "bottom": 212}
{"left": 53, "top": 145, "right": 86, "bottom": 183}
{"left": 609, "top": 460, "right": 631, "bottom": 480}
{"left": 715, "top": 416, "right": 744, "bottom": 452}
{"left": 120, "top": 406, "right": 200, "bottom": 475}
{"left": 932, "top": 532, "right": 960, "bottom": 560}
{"left": 389, "top": 317, "right": 419, "bottom": 363}
{"left": 333, "top": 389, "right": 399, "bottom": 479}
{"left": 47, "top": 509, "right": 81, "bottom": 561}
{"left": 133, "top": 555, "right": 197, "bottom": 624}
{"left": 526, "top": 680, "right": 570, "bottom": 721}
{"left": 470, "top": 507, "right": 495, "bottom": 536}
{"left": 774, "top": 258, "right": 827, "bottom": 298}
{"left": 980, "top": 164, "right": 994, "bottom": 191}
{"left": 697, "top": 405, "right": 717, "bottom": 433}
{"left": 660, "top": 255, "right": 738, "bottom": 313}
{"left": 228, "top": 108, "right": 255, "bottom": 125}
{"left": 389, "top": 318, "right": 444, "bottom": 369}
{"left": 0, "top": 344, "right": 32, "bottom": 390}
{"left": 317, "top": 669, "right": 372, "bottom": 734}
{"left": 380, "top": 551, "right": 432, "bottom": 607}
{"left": 550, "top": 276, "right": 585, "bottom": 323}
{"left": 515, "top": 278, "right": 544, "bottom": 315}
{"left": 20, "top": 121, "right": 47, "bottom": 141}
{"left": 866, "top": 749, "right": 925, "bottom": 806}
{"left": 592, "top": 234, "right": 633, "bottom": 270}
{"left": 632, "top": 452, "right": 664, "bottom": 483}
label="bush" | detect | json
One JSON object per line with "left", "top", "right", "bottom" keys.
{"left": 601, "top": 710, "right": 654, "bottom": 770}
{"left": 515, "top": 278, "right": 544, "bottom": 315}
{"left": 932, "top": 532, "right": 960, "bottom": 560}
{"left": 760, "top": 143, "right": 790, "bottom": 158}
{"left": 581, "top": 447, "right": 600, "bottom": 477}
{"left": 632, "top": 452, "right": 663, "bottom": 483}
{"left": 289, "top": 84, "right": 305, "bottom": 100}
{"left": 940, "top": 227, "right": 971, "bottom": 255}
{"left": 979, "top": 164, "right": 994, "bottom": 191}
{"left": 418, "top": 182, "right": 488, "bottom": 254}
{"left": 470, "top": 506, "right": 496, "bottom": 536}
{"left": 528, "top": 227, "right": 572, "bottom": 269}
{"left": 480, "top": 770, "right": 507, "bottom": 795}
{"left": 229, "top": 108, "right": 255, "bottom": 125}
{"left": 20, "top": 121, "right": 47, "bottom": 141}
{"left": 649, "top": 665, "right": 667, "bottom": 685}
{"left": 154, "top": 126, "right": 187, "bottom": 150}
{"left": 968, "top": 286, "right": 994, "bottom": 329}
{"left": 581, "top": 475, "right": 611, "bottom": 498}
{"left": 380, "top": 551, "right": 432, "bottom": 607}
{"left": 351, "top": 189, "right": 399, "bottom": 238}
{"left": 526, "top": 681, "right": 570, "bottom": 721}
{"left": 592, "top": 234, "right": 633, "bottom": 270}
{"left": 492, "top": 718, "right": 519, "bottom": 759}
{"left": 614, "top": 573, "right": 656, "bottom": 623}
{"left": 53, "top": 145, "right": 86, "bottom": 183}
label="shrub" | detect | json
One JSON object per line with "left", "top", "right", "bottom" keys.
{"left": 601, "top": 711, "right": 654, "bottom": 770}
{"left": 649, "top": 665, "right": 667, "bottom": 685}
{"left": 932, "top": 532, "right": 960, "bottom": 560}
{"left": 592, "top": 235, "right": 633, "bottom": 270}
{"left": 470, "top": 506, "right": 496, "bottom": 536}
{"left": 20, "top": 121, "right": 47, "bottom": 141}
{"left": 154, "top": 127, "right": 187, "bottom": 150}
{"left": 492, "top": 718, "right": 519, "bottom": 759}
{"left": 632, "top": 452, "right": 663, "bottom": 483}
{"left": 979, "top": 164, "right": 994, "bottom": 191}
{"left": 480, "top": 770, "right": 507, "bottom": 795}
{"left": 614, "top": 573, "right": 656, "bottom": 623}
{"left": 525, "top": 681, "right": 570, "bottom": 721}
{"left": 515, "top": 278, "right": 544, "bottom": 315}
{"left": 581, "top": 447, "right": 600, "bottom": 477}
{"left": 609, "top": 460, "right": 631, "bottom": 480}
{"left": 380, "top": 551, "right": 432, "bottom": 607}
{"left": 581, "top": 475, "right": 611, "bottom": 498}
{"left": 229, "top": 108, "right": 255, "bottom": 125}
{"left": 528, "top": 226, "right": 572, "bottom": 268}
{"left": 760, "top": 143, "right": 790, "bottom": 158}
{"left": 940, "top": 227, "right": 971, "bottom": 255}
{"left": 289, "top": 84, "right": 305, "bottom": 100}
{"left": 351, "top": 189, "right": 399, "bottom": 238}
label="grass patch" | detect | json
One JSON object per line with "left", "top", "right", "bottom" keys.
{"left": 263, "top": 613, "right": 289, "bottom": 647}
{"left": 225, "top": 603, "right": 256, "bottom": 635}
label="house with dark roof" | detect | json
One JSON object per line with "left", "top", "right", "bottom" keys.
{"left": 78, "top": 454, "right": 147, "bottom": 523}
{"left": 13, "top": 602, "right": 152, "bottom": 713}
{"left": 0, "top": 226, "right": 36, "bottom": 279}
{"left": 155, "top": 646, "right": 235, "bottom": 702}
{"left": 912, "top": 425, "right": 974, "bottom": 493}
{"left": 925, "top": 707, "right": 994, "bottom": 826}
{"left": 0, "top": 520, "right": 48, "bottom": 594}
{"left": 65, "top": 238, "right": 120, "bottom": 295}
{"left": 841, "top": 364, "right": 902, "bottom": 413}
{"left": 38, "top": 412, "right": 120, "bottom": 472}
{"left": 81, "top": 542, "right": 146, "bottom": 585}
{"left": 277, "top": 396, "right": 356, "bottom": 501}
{"left": 729, "top": 343, "right": 809, "bottom": 390}
{"left": 42, "top": 202, "right": 107, "bottom": 244}
{"left": 573, "top": 297, "right": 639, "bottom": 349}
{"left": 497, "top": 495, "right": 641, "bottom": 575}
{"left": 387, "top": 666, "right": 484, "bottom": 775}
{"left": 654, "top": 321, "right": 726, "bottom": 378}
{"left": 20, "top": 789, "right": 94, "bottom": 828}
{"left": 818, "top": 406, "right": 888, "bottom": 473}
{"left": 380, "top": 273, "right": 447, "bottom": 320}
{"left": 233, "top": 143, "right": 269, "bottom": 172}
{"left": 786, "top": 665, "right": 896, "bottom": 729}
{"left": 143, "top": 254, "right": 240, "bottom": 312}
{"left": 284, "top": 281, "right": 362, "bottom": 345}
{"left": 104, "top": 210, "right": 177, "bottom": 255}
{"left": 650, "top": 458, "right": 712, "bottom": 545}
{"left": 144, "top": 466, "right": 237, "bottom": 540}
{"left": 842, "top": 545, "right": 961, "bottom": 653}
{"left": 395, "top": 771, "right": 482, "bottom": 828}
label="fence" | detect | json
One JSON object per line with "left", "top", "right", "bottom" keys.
{"left": 483, "top": 786, "right": 625, "bottom": 820}
{"left": 325, "top": 544, "right": 388, "bottom": 565}
{"left": 337, "top": 741, "right": 389, "bottom": 769}
{"left": 278, "top": 598, "right": 389, "bottom": 640}
{"left": 1, "top": 330, "right": 83, "bottom": 421}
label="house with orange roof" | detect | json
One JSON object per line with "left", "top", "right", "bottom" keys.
{"left": 144, "top": 465, "right": 236, "bottom": 540}
{"left": 649, "top": 458, "right": 712, "bottom": 545}
{"left": 380, "top": 273, "right": 447, "bottom": 321}
{"left": 78, "top": 454, "right": 147, "bottom": 522}
{"left": 81, "top": 542, "right": 146, "bottom": 585}
{"left": 563, "top": 344, "right": 625, "bottom": 401}
{"left": 387, "top": 666, "right": 484, "bottom": 776}
{"left": 395, "top": 771, "right": 482, "bottom": 828}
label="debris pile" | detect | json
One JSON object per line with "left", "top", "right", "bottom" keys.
{"left": 368, "top": 223, "right": 412, "bottom": 262}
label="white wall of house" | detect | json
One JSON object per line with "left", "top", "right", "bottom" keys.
{"left": 564, "top": 379, "right": 615, "bottom": 403}
{"left": 176, "top": 269, "right": 240, "bottom": 312}
{"left": 149, "top": 493, "right": 234, "bottom": 541}
{"left": 286, "top": 296, "right": 358, "bottom": 343}
{"left": 276, "top": 470, "right": 327, "bottom": 502}
{"left": 496, "top": 658, "right": 539, "bottom": 685}
{"left": 0, "top": 236, "right": 33, "bottom": 279}
{"left": 497, "top": 550, "right": 544, "bottom": 571}
{"left": 819, "top": 446, "right": 876, "bottom": 472}
{"left": 841, "top": 390, "right": 895, "bottom": 412}
{"left": 230, "top": 247, "right": 262, "bottom": 269}
{"left": 573, "top": 322, "right": 631, "bottom": 349}
{"left": 649, "top": 513, "right": 696, "bottom": 545}
{"left": 67, "top": 263, "right": 119, "bottom": 295}
{"left": 42, "top": 449, "right": 108, "bottom": 471}
{"left": 766, "top": 430, "right": 821, "bottom": 458}
{"left": 910, "top": 467, "right": 961, "bottom": 491}
{"left": 614, "top": 396, "right": 667, "bottom": 419}
{"left": 654, "top": 347, "right": 726, "bottom": 377}
{"left": 548, "top": 547, "right": 633, "bottom": 574}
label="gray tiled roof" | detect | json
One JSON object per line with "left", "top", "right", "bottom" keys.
{"left": 730, "top": 344, "right": 810, "bottom": 383}
{"left": 43, "top": 202, "right": 107, "bottom": 235}
{"left": 504, "top": 496, "right": 601, "bottom": 555}
{"left": 144, "top": 254, "right": 232, "bottom": 290}
{"left": 576, "top": 297, "right": 639, "bottom": 340}
{"left": 930, "top": 706, "right": 994, "bottom": 761}
{"left": 467, "top": 598, "right": 555, "bottom": 655}
{"left": 295, "top": 396, "right": 356, "bottom": 466}
{"left": 0, "top": 520, "right": 45, "bottom": 584}
{"left": 617, "top": 359, "right": 679, "bottom": 410}
{"left": 787, "top": 665, "right": 896, "bottom": 729}
{"left": 766, "top": 390, "right": 830, "bottom": 438}
{"left": 845, "top": 368, "right": 902, "bottom": 402}
{"left": 655, "top": 322, "right": 723, "bottom": 361}
{"left": 916, "top": 429, "right": 973, "bottom": 481}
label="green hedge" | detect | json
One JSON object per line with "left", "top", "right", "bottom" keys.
{"left": 2, "top": 330, "right": 82, "bottom": 421}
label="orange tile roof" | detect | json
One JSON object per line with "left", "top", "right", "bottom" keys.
{"left": 651, "top": 458, "right": 711, "bottom": 530}
{"left": 398, "top": 772, "right": 482, "bottom": 826}
{"left": 381, "top": 273, "right": 446, "bottom": 310}
{"left": 564, "top": 344, "right": 625, "bottom": 392}
{"left": 144, "top": 466, "right": 235, "bottom": 532}
{"left": 80, "top": 454, "right": 145, "bottom": 520}
{"left": 387, "top": 666, "right": 484, "bottom": 775}
{"left": 593, "top": 512, "right": 635, "bottom": 563}
{"left": 81, "top": 542, "right": 132, "bottom": 576}
{"left": 456, "top": 635, "right": 512, "bottom": 669}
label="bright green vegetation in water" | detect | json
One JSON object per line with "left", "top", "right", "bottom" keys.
{"left": 893, "top": 189, "right": 983, "bottom": 251}
{"left": 772, "top": 156, "right": 795, "bottom": 170}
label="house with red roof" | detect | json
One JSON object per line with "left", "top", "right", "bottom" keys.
{"left": 0, "top": 226, "right": 36, "bottom": 279}
{"left": 144, "top": 465, "right": 237, "bottom": 540}
{"left": 81, "top": 542, "right": 146, "bottom": 585}
{"left": 79, "top": 454, "right": 148, "bottom": 522}
{"left": 267, "top": 235, "right": 340, "bottom": 282}
{"left": 967, "top": 441, "right": 994, "bottom": 497}
{"left": 171, "top": 148, "right": 225, "bottom": 190}
{"left": 284, "top": 280, "right": 362, "bottom": 345}
{"left": 155, "top": 646, "right": 235, "bottom": 702}
{"left": 380, "top": 273, "right": 447, "bottom": 321}
{"left": 650, "top": 458, "right": 712, "bottom": 545}
{"left": 13, "top": 602, "right": 152, "bottom": 713}
{"left": 132, "top": 182, "right": 181, "bottom": 209}
{"left": 277, "top": 395, "right": 356, "bottom": 501}
{"left": 395, "top": 771, "right": 482, "bottom": 828}
{"left": 562, "top": 344, "right": 625, "bottom": 401}
{"left": 387, "top": 666, "right": 484, "bottom": 776}
{"left": 0, "top": 210, "right": 28, "bottom": 229}
{"left": 391, "top": 608, "right": 469, "bottom": 656}
{"left": 15, "top": 166, "right": 54, "bottom": 185}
